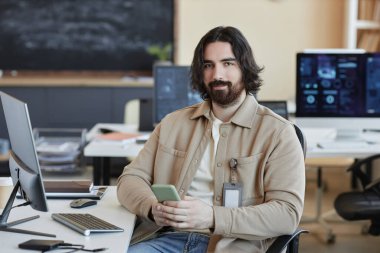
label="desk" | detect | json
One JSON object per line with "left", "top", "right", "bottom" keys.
{"left": 84, "top": 123, "right": 147, "bottom": 185}
{"left": 301, "top": 128, "right": 380, "bottom": 243}
{"left": 2, "top": 186, "right": 135, "bottom": 253}
{"left": 304, "top": 128, "right": 380, "bottom": 158}
{"left": 84, "top": 124, "right": 380, "bottom": 184}
{"left": 84, "top": 125, "right": 380, "bottom": 244}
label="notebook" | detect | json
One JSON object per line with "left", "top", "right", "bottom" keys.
{"left": 43, "top": 180, "right": 94, "bottom": 193}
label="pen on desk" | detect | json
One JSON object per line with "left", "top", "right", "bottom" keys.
{"left": 316, "top": 143, "right": 323, "bottom": 149}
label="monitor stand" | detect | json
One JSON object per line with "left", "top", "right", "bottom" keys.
{"left": 0, "top": 180, "right": 55, "bottom": 237}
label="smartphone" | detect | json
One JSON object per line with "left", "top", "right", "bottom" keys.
{"left": 151, "top": 184, "right": 181, "bottom": 202}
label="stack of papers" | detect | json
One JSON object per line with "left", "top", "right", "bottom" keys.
{"left": 44, "top": 180, "right": 94, "bottom": 193}
{"left": 35, "top": 137, "right": 82, "bottom": 173}
{"left": 42, "top": 180, "right": 108, "bottom": 199}
{"left": 94, "top": 132, "right": 150, "bottom": 147}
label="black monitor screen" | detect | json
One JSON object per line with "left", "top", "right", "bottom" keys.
{"left": 366, "top": 53, "right": 380, "bottom": 114}
{"left": 295, "top": 53, "right": 380, "bottom": 117}
{"left": 153, "top": 66, "right": 202, "bottom": 124}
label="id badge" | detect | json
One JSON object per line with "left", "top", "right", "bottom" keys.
{"left": 223, "top": 182, "right": 243, "bottom": 207}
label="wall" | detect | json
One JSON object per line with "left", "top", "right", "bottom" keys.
{"left": 175, "top": 0, "right": 345, "bottom": 105}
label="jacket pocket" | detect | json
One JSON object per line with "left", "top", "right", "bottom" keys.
{"left": 236, "top": 153, "right": 265, "bottom": 204}
{"left": 154, "top": 144, "right": 186, "bottom": 183}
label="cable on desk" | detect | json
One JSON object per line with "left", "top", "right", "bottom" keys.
{"left": 43, "top": 243, "right": 107, "bottom": 253}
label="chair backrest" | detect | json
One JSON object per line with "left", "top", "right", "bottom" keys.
{"left": 347, "top": 153, "right": 380, "bottom": 189}
{"left": 334, "top": 153, "right": 380, "bottom": 236}
{"left": 294, "top": 124, "right": 307, "bottom": 159}
{"left": 259, "top": 100, "right": 289, "bottom": 120}
{"left": 124, "top": 99, "right": 140, "bottom": 125}
{"left": 124, "top": 99, "right": 154, "bottom": 132}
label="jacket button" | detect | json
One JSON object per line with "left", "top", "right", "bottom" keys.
{"left": 179, "top": 189, "right": 184, "bottom": 194}
{"left": 217, "top": 162, "right": 222, "bottom": 167}
{"left": 221, "top": 133, "right": 227, "bottom": 137}
{"left": 216, "top": 196, "right": 221, "bottom": 201}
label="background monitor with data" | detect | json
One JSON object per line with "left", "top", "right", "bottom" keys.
{"left": 295, "top": 52, "right": 380, "bottom": 139}
{"left": 153, "top": 65, "right": 202, "bottom": 125}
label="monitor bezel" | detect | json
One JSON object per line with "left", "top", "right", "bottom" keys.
{"left": 295, "top": 52, "right": 380, "bottom": 137}
{"left": 295, "top": 52, "right": 373, "bottom": 118}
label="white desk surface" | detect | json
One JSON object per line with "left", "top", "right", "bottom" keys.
{"left": 304, "top": 128, "right": 380, "bottom": 158}
{"left": 84, "top": 123, "right": 146, "bottom": 158}
{"left": 84, "top": 123, "right": 380, "bottom": 159}
{"left": 2, "top": 186, "right": 135, "bottom": 253}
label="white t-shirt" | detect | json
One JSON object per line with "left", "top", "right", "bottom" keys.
{"left": 187, "top": 114, "right": 223, "bottom": 205}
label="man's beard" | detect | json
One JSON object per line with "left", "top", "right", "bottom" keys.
{"left": 206, "top": 80, "right": 245, "bottom": 107}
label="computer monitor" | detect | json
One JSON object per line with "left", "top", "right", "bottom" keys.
{"left": 153, "top": 65, "right": 202, "bottom": 125}
{"left": 0, "top": 92, "right": 54, "bottom": 237}
{"left": 295, "top": 52, "right": 380, "bottom": 140}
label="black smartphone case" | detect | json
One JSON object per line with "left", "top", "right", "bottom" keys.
{"left": 19, "top": 239, "right": 64, "bottom": 251}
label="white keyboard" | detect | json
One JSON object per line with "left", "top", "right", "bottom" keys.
{"left": 317, "top": 141, "right": 371, "bottom": 150}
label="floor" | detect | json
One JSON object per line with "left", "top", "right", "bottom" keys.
{"left": 299, "top": 166, "right": 379, "bottom": 253}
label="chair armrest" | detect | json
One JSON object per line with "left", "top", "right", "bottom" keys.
{"left": 266, "top": 228, "right": 308, "bottom": 253}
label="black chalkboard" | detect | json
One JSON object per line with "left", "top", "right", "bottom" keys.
{"left": 0, "top": 0, "right": 174, "bottom": 71}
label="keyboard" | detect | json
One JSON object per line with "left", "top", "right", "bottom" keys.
{"left": 52, "top": 213, "right": 124, "bottom": 236}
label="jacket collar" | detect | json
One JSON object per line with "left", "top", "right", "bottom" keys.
{"left": 190, "top": 94, "right": 258, "bottom": 129}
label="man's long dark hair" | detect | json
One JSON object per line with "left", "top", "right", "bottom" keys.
{"left": 190, "top": 26, "right": 264, "bottom": 99}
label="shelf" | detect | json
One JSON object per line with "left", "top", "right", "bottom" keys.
{"left": 346, "top": 0, "right": 380, "bottom": 50}
{"left": 356, "top": 20, "right": 380, "bottom": 30}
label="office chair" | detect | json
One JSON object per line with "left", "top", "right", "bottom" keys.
{"left": 265, "top": 124, "right": 308, "bottom": 253}
{"left": 124, "top": 98, "right": 154, "bottom": 132}
{"left": 334, "top": 154, "right": 380, "bottom": 236}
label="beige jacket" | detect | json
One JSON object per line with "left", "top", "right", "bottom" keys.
{"left": 117, "top": 94, "right": 305, "bottom": 253}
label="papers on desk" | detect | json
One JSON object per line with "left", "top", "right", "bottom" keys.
{"left": 94, "top": 132, "right": 150, "bottom": 148}
{"left": 303, "top": 128, "right": 337, "bottom": 141}
{"left": 361, "top": 131, "right": 380, "bottom": 143}
{"left": 35, "top": 137, "right": 83, "bottom": 173}
{"left": 303, "top": 128, "right": 337, "bottom": 151}
{"left": 317, "top": 141, "right": 372, "bottom": 150}
{"left": 36, "top": 141, "right": 80, "bottom": 155}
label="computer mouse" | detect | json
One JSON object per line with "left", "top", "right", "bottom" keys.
{"left": 70, "top": 198, "right": 97, "bottom": 209}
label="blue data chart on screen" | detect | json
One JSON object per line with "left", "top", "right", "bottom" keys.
{"left": 154, "top": 66, "right": 202, "bottom": 124}
{"left": 296, "top": 53, "right": 366, "bottom": 117}
{"left": 366, "top": 54, "right": 380, "bottom": 114}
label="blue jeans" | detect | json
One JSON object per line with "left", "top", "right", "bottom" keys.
{"left": 128, "top": 232, "right": 210, "bottom": 253}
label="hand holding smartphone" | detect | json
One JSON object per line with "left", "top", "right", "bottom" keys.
{"left": 151, "top": 184, "right": 180, "bottom": 202}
